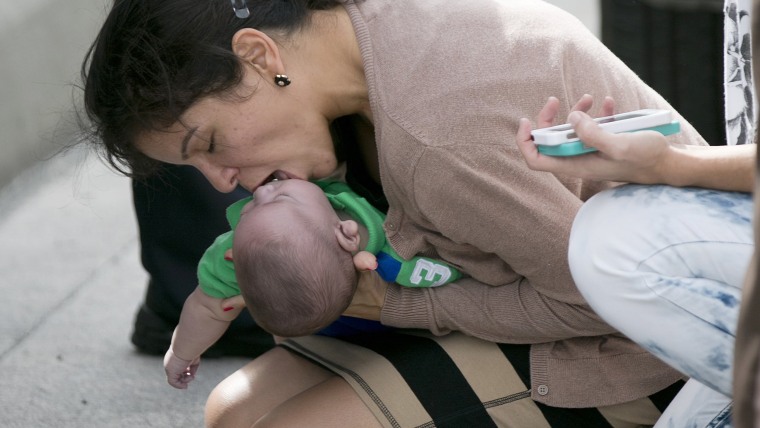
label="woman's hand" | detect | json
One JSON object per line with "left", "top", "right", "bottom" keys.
{"left": 343, "top": 270, "right": 389, "bottom": 321}
{"left": 516, "top": 97, "right": 673, "bottom": 184}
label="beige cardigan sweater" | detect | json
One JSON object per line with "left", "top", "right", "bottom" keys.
{"left": 342, "top": 0, "right": 706, "bottom": 408}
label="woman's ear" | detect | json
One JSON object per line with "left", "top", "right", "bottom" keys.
{"left": 335, "top": 219, "right": 361, "bottom": 252}
{"left": 231, "top": 28, "right": 285, "bottom": 78}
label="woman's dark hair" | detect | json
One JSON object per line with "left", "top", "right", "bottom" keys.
{"left": 80, "top": 0, "right": 341, "bottom": 177}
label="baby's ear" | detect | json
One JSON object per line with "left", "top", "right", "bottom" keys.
{"left": 353, "top": 251, "right": 378, "bottom": 271}
{"left": 335, "top": 219, "right": 360, "bottom": 252}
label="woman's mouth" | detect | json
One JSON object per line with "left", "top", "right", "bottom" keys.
{"left": 249, "top": 171, "right": 298, "bottom": 191}
{"left": 272, "top": 171, "right": 292, "bottom": 181}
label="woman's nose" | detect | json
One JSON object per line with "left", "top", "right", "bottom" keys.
{"left": 197, "top": 164, "right": 239, "bottom": 193}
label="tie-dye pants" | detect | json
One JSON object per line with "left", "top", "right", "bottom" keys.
{"left": 569, "top": 184, "right": 754, "bottom": 427}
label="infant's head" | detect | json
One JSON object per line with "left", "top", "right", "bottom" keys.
{"left": 233, "top": 180, "right": 360, "bottom": 337}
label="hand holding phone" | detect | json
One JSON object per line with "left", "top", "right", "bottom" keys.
{"left": 530, "top": 109, "right": 681, "bottom": 157}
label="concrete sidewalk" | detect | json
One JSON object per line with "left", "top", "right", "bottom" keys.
{"left": 0, "top": 147, "right": 249, "bottom": 428}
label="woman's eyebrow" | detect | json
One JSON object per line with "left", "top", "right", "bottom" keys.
{"left": 180, "top": 126, "right": 199, "bottom": 160}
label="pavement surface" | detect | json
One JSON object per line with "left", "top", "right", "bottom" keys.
{"left": 0, "top": 147, "right": 249, "bottom": 428}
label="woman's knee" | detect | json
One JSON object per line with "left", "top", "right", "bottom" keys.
{"left": 252, "top": 377, "right": 381, "bottom": 428}
{"left": 569, "top": 188, "right": 638, "bottom": 303}
{"left": 569, "top": 184, "right": 753, "bottom": 334}
{"left": 205, "top": 372, "right": 258, "bottom": 428}
{"left": 205, "top": 347, "right": 336, "bottom": 428}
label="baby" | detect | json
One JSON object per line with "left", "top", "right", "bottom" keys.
{"left": 164, "top": 179, "right": 462, "bottom": 389}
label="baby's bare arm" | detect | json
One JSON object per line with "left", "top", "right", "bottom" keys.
{"left": 164, "top": 287, "right": 244, "bottom": 389}
{"left": 172, "top": 287, "right": 244, "bottom": 360}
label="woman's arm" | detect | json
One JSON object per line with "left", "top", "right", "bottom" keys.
{"left": 374, "top": 142, "right": 621, "bottom": 343}
{"left": 517, "top": 103, "right": 756, "bottom": 192}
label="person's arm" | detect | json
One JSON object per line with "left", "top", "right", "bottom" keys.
{"left": 164, "top": 287, "right": 244, "bottom": 389}
{"left": 517, "top": 100, "right": 756, "bottom": 192}
{"left": 370, "top": 143, "right": 619, "bottom": 343}
{"left": 349, "top": 268, "right": 612, "bottom": 345}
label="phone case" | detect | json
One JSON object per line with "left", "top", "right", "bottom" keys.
{"left": 535, "top": 120, "right": 681, "bottom": 157}
{"left": 531, "top": 109, "right": 673, "bottom": 146}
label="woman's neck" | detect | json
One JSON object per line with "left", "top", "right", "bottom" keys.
{"left": 353, "top": 115, "right": 379, "bottom": 184}
{"left": 299, "top": 7, "right": 372, "bottom": 121}
{"left": 333, "top": 114, "right": 379, "bottom": 186}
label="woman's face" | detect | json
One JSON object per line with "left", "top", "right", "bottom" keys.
{"left": 136, "top": 81, "right": 338, "bottom": 193}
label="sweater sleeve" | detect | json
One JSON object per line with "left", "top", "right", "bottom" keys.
{"left": 197, "top": 231, "right": 240, "bottom": 299}
{"left": 381, "top": 143, "right": 616, "bottom": 343}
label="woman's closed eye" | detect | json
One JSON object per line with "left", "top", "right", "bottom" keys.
{"left": 207, "top": 132, "right": 216, "bottom": 154}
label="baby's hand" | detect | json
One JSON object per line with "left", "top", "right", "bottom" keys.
{"left": 353, "top": 251, "right": 378, "bottom": 272}
{"left": 163, "top": 349, "right": 201, "bottom": 389}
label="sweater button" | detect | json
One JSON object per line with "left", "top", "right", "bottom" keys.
{"left": 387, "top": 222, "right": 396, "bottom": 230}
{"left": 537, "top": 385, "right": 549, "bottom": 396}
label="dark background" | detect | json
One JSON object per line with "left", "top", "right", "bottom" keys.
{"left": 601, "top": 0, "right": 726, "bottom": 145}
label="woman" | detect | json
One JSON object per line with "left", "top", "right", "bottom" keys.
{"left": 81, "top": 0, "right": 707, "bottom": 426}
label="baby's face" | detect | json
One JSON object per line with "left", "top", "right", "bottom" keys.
{"left": 236, "top": 179, "right": 338, "bottom": 240}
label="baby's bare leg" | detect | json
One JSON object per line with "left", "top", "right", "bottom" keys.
{"left": 205, "top": 347, "right": 336, "bottom": 428}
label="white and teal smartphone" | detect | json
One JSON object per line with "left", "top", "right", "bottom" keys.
{"left": 530, "top": 109, "right": 681, "bottom": 157}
